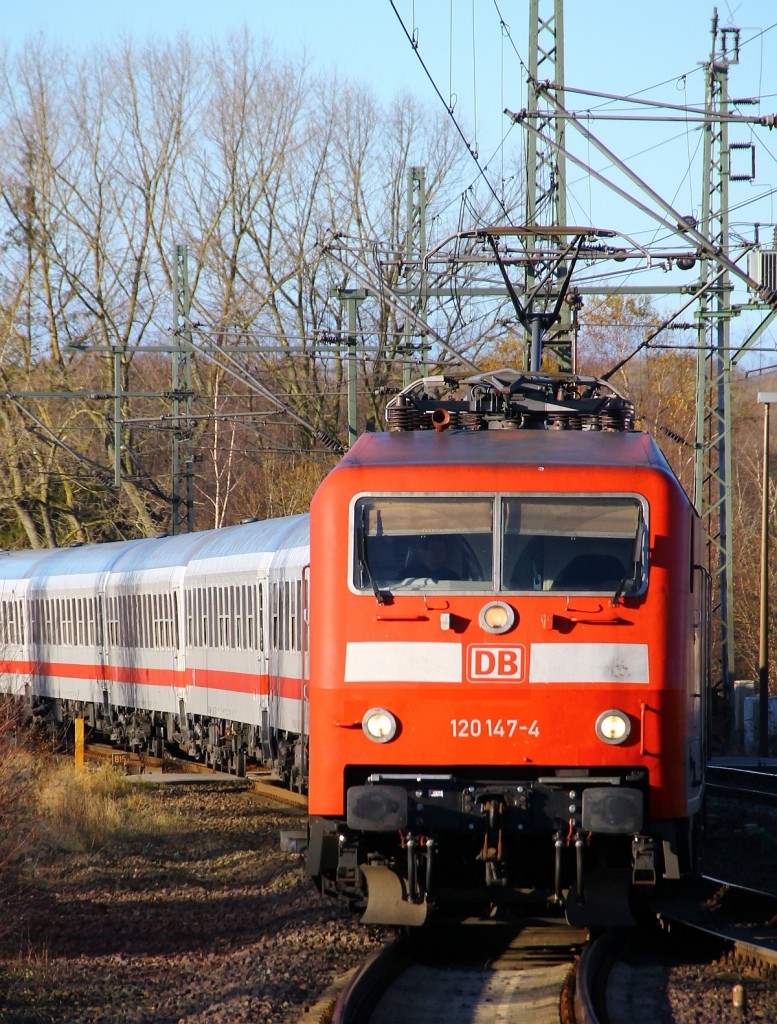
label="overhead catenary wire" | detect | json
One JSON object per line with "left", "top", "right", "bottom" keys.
{"left": 389, "top": 0, "right": 511, "bottom": 220}
{"left": 168, "top": 324, "right": 345, "bottom": 454}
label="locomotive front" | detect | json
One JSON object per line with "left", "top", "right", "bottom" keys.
{"left": 306, "top": 370, "right": 705, "bottom": 926}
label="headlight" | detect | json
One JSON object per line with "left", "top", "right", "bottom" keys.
{"left": 595, "top": 709, "right": 631, "bottom": 745}
{"left": 479, "top": 601, "right": 516, "bottom": 634}
{"left": 362, "top": 708, "right": 398, "bottom": 743}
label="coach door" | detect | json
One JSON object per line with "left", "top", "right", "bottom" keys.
{"left": 254, "top": 575, "right": 268, "bottom": 699}
{"left": 255, "top": 577, "right": 273, "bottom": 760}
{"left": 300, "top": 564, "right": 310, "bottom": 778}
{"left": 95, "top": 590, "right": 111, "bottom": 710}
{"left": 269, "top": 574, "right": 283, "bottom": 728}
{"left": 264, "top": 577, "right": 286, "bottom": 753}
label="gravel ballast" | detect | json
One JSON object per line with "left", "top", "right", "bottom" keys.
{"left": 0, "top": 781, "right": 385, "bottom": 1024}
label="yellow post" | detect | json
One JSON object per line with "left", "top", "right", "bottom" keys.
{"left": 74, "top": 717, "right": 84, "bottom": 770}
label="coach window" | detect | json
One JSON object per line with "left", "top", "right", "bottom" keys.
{"left": 62, "top": 599, "right": 73, "bottom": 646}
{"left": 228, "top": 587, "right": 236, "bottom": 648}
{"left": 289, "top": 581, "right": 297, "bottom": 652}
{"left": 117, "top": 596, "right": 127, "bottom": 646}
{"left": 155, "top": 594, "right": 164, "bottom": 648}
{"left": 106, "top": 597, "right": 117, "bottom": 647}
{"left": 205, "top": 588, "right": 212, "bottom": 647}
{"left": 27, "top": 601, "right": 35, "bottom": 644}
{"left": 501, "top": 496, "right": 646, "bottom": 595}
{"left": 25, "top": 598, "right": 35, "bottom": 643}
{"left": 200, "top": 588, "right": 207, "bottom": 646}
{"left": 235, "top": 586, "right": 243, "bottom": 648}
{"left": 354, "top": 496, "right": 494, "bottom": 592}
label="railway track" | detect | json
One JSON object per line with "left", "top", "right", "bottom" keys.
{"left": 329, "top": 916, "right": 585, "bottom": 1024}
{"left": 84, "top": 742, "right": 777, "bottom": 1020}
{"left": 316, "top": 877, "right": 777, "bottom": 1024}
{"left": 660, "top": 877, "right": 777, "bottom": 960}
{"left": 706, "top": 763, "right": 777, "bottom": 802}
{"left": 83, "top": 742, "right": 308, "bottom": 808}
{"left": 703, "top": 763, "right": 777, "bottom": 897}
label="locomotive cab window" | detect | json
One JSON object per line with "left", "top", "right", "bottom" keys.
{"left": 502, "top": 496, "right": 647, "bottom": 595}
{"left": 354, "top": 496, "right": 493, "bottom": 592}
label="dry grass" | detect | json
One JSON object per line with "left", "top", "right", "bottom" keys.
{"left": 33, "top": 762, "right": 175, "bottom": 854}
{"left": 0, "top": 700, "right": 175, "bottom": 878}
{"left": 0, "top": 704, "right": 37, "bottom": 858}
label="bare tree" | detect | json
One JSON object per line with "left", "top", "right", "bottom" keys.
{"left": 0, "top": 32, "right": 523, "bottom": 542}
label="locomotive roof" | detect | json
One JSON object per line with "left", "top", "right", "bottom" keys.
{"left": 339, "top": 428, "right": 670, "bottom": 470}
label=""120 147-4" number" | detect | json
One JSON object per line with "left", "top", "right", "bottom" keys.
{"left": 450, "top": 718, "right": 539, "bottom": 738}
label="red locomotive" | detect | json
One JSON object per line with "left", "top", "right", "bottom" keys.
{"left": 305, "top": 369, "right": 707, "bottom": 925}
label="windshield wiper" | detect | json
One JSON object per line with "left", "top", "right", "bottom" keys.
{"left": 612, "top": 506, "right": 645, "bottom": 606}
{"left": 359, "top": 507, "right": 386, "bottom": 605}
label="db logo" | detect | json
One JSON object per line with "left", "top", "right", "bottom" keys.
{"left": 467, "top": 645, "right": 526, "bottom": 682}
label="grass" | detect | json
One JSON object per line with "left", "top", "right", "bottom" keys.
{"left": 33, "top": 761, "right": 176, "bottom": 854}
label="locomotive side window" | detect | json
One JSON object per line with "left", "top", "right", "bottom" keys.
{"left": 354, "top": 496, "right": 494, "bottom": 592}
{"left": 501, "top": 496, "right": 646, "bottom": 594}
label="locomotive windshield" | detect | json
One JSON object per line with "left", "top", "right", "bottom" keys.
{"left": 356, "top": 496, "right": 494, "bottom": 591}
{"left": 501, "top": 496, "right": 645, "bottom": 594}
{"left": 353, "top": 494, "right": 646, "bottom": 596}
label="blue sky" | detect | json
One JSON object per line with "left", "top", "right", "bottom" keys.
{"left": 5, "top": 1, "right": 775, "bottom": 226}
{"left": 5, "top": 1, "right": 777, "bottom": 352}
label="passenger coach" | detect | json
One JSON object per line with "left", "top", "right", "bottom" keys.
{"left": 0, "top": 517, "right": 310, "bottom": 785}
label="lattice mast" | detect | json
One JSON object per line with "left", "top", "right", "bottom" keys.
{"left": 694, "top": 12, "right": 738, "bottom": 702}
{"left": 526, "top": 0, "right": 571, "bottom": 369}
